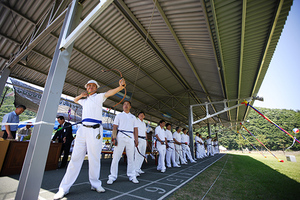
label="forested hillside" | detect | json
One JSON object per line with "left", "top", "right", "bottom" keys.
{"left": 197, "top": 108, "right": 300, "bottom": 151}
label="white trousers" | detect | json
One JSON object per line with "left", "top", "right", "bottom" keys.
{"left": 196, "top": 144, "right": 201, "bottom": 159}
{"left": 200, "top": 145, "right": 206, "bottom": 158}
{"left": 166, "top": 143, "right": 178, "bottom": 167}
{"left": 182, "top": 144, "right": 194, "bottom": 162}
{"left": 134, "top": 138, "right": 147, "bottom": 172}
{"left": 174, "top": 144, "right": 185, "bottom": 164}
{"left": 206, "top": 145, "right": 214, "bottom": 156}
{"left": 157, "top": 143, "right": 166, "bottom": 171}
{"left": 108, "top": 134, "right": 136, "bottom": 181}
{"left": 59, "top": 126, "right": 103, "bottom": 192}
{"left": 196, "top": 144, "right": 206, "bottom": 158}
{"left": 211, "top": 145, "right": 215, "bottom": 156}
{"left": 214, "top": 146, "right": 219, "bottom": 154}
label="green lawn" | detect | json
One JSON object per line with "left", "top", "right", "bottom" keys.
{"left": 168, "top": 152, "right": 300, "bottom": 200}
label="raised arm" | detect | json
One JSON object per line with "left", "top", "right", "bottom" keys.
{"left": 104, "top": 78, "right": 126, "bottom": 98}
{"left": 74, "top": 91, "right": 88, "bottom": 103}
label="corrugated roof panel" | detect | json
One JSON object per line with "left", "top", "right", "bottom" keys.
{"left": 0, "top": 0, "right": 293, "bottom": 126}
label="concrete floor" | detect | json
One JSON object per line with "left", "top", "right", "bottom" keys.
{"left": 0, "top": 153, "right": 224, "bottom": 200}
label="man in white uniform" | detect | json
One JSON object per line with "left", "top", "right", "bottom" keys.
{"left": 155, "top": 120, "right": 167, "bottom": 172}
{"left": 195, "top": 132, "right": 201, "bottom": 159}
{"left": 199, "top": 134, "right": 206, "bottom": 158}
{"left": 181, "top": 128, "right": 196, "bottom": 163}
{"left": 173, "top": 127, "right": 186, "bottom": 165}
{"left": 195, "top": 133, "right": 206, "bottom": 159}
{"left": 54, "top": 79, "right": 126, "bottom": 199}
{"left": 107, "top": 101, "right": 139, "bottom": 184}
{"left": 214, "top": 138, "right": 219, "bottom": 154}
{"left": 206, "top": 136, "right": 214, "bottom": 156}
{"left": 134, "top": 111, "right": 147, "bottom": 176}
{"left": 165, "top": 123, "right": 180, "bottom": 168}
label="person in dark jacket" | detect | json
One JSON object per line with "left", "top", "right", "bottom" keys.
{"left": 52, "top": 116, "right": 74, "bottom": 168}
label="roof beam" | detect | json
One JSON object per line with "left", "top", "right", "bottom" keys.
{"left": 200, "top": 0, "right": 226, "bottom": 98}
{"left": 59, "top": 0, "right": 114, "bottom": 50}
{"left": 0, "top": 33, "right": 21, "bottom": 45}
{"left": 153, "top": 0, "right": 221, "bottom": 122}
{"left": 114, "top": 0, "right": 203, "bottom": 107}
{"left": 48, "top": 33, "right": 189, "bottom": 121}
{"left": 244, "top": 0, "right": 284, "bottom": 120}
{"left": 4, "top": 8, "right": 67, "bottom": 69}
{"left": 0, "top": 2, "right": 36, "bottom": 25}
{"left": 208, "top": 0, "right": 231, "bottom": 123}
{"left": 236, "top": 0, "right": 247, "bottom": 121}
{"left": 251, "top": 0, "right": 284, "bottom": 97}
{"left": 85, "top": 21, "right": 189, "bottom": 110}
{"left": 153, "top": 0, "right": 208, "bottom": 98}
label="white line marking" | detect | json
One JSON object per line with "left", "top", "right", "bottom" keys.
{"left": 104, "top": 187, "right": 151, "bottom": 200}
{"left": 201, "top": 155, "right": 228, "bottom": 200}
{"left": 108, "top": 155, "right": 223, "bottom": 200}
{"left": 158, "top": 154, "right": 225, "bottom": 200}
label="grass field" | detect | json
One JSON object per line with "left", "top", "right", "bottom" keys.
{"left": 168, "top": 152, "right": 300, "bottom": 200}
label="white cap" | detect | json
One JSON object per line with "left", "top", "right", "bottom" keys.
{"left": 85, "top": 80, "right": 100, "bottom": 88}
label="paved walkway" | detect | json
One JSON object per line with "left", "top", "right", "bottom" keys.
{"left": 0, "top": 153, "right": 225, "bottom": 200}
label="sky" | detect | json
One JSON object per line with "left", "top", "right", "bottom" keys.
{"left": 253, "top": 1, "right": 300, "bottom": 111}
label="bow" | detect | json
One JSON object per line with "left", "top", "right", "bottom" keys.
{"left": 136, "top": 145, "right": 148, "bottom": 163}
{"left": 102, "top": 69, "right": 127, "bottom": 112}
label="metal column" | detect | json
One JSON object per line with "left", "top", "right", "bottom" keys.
{"left": 0, "top": 68, "right": 10, "bottom": 97}
{"left": 15, "top": 1, "right": 82, "bottom": 200}
{"left": 188, "top": 105, "right": 195, "bottom": 159}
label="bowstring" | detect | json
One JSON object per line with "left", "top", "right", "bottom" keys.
{"left": 131, "top": 0, "right": 157, "bottom": 102}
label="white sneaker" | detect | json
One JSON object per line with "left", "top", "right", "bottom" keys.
{"left": 138, "top": 169, "right": 145, "bottom": 174}
{"left": 131, "top": 177, "right": 139, "bottom": 184}
{"left": 174, "top": 165, "right": 181, "bottom": 168}
{"left": 191, "top": 160, "right": 197, "bottom": 163}
{"left": 135, "top": 172, "right": 140, "bottom": 177}
{"left": 107, "top": 179, "right": 114, "bottom": 185}
{"left": 54, "top": 189, "right": 68, "bottom": 199}
{"left": 91, "top": 186, "right": 105, "bottom": 193}
{"left": 161, "top": 169, "right": 166, "bottom": 173}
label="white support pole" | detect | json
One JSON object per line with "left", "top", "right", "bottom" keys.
{"left": 188, "top": 105, "right": 194, "bottom": 159}
{"left": 193, "top": 103, "right": 244, "bottom": 125}
{"left": 59, "top": 0, "right": 113, "bottom": 50}
{"left": 15, "top": 2, "right": 82, "bottom": 199}
{"left": 191, "top": 97, "right": 255, "bottom": 125}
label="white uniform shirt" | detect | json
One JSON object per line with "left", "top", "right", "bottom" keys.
{"left": 136, "top": 118, "right": 146, "bottom": 137}
{"left": 173, "top": 131, "right": 181, "bottom": 143}
{"left": 165, "top": 130, "right": 173, "bottom": 141}
{"left": 195, "top": 136, "right": 200, "bottom": 144}
{"left": 155, "top": 126, "right": 166, "bottom": 142}
{"left": 78, "top": 93, "right": 107, "bottom": 125}
{"left": 206, "top": 138, "right": 212, "bottom": 145}
{"left": 199, "top": 137, "right": 204, "bottom": 145}
{"left": 114, "top": 111, "right": 137, "bottom": 138}
{"left": 182, "top": 133, "right": 189, "bottom": 144}
{"left": 181, "top": 133, "right": 185, "bottom": 144}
